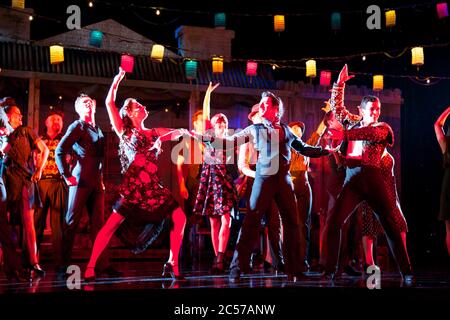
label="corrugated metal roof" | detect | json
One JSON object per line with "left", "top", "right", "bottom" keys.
{"left": 0, "top": 41, "right": 276, "bottom": 89}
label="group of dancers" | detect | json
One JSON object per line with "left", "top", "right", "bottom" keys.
{"left": 5, "top": 63, "right": 447, "bottom": 285}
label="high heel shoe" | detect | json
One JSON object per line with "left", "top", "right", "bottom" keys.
{"left": 210, "top": 252, "right": 225, "bottom": 274}
{"left": 84, "top": 267, "right": 96, "bottom": 281}
{"left": 162, "top": 263, "right": 185, "bottom": 280}
{"left": 31, "top": 264, "right": 46, "bottom": 278}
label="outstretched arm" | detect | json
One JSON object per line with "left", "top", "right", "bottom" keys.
{"left": 435, "top": 107, "right": 450, "bottom": 154}
{"left": 189, "top": 126, "right": 253, "bottom": 149}
{"left": 105, "top": 67, "right": 126, "bottom": 136}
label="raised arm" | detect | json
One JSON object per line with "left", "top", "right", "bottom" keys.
{"left": 435, "top": 107, "right": 450, "bottom": 154}
{"left": 305, "top": 103, "right": 331, "bottom": 146}
{"left": 105, "top": 67, "right": 126, "bottom": 136}
{"left": 202, "top": 82, "right": 220, "bottom": 132}
{"left": 330, "top": 64, "right": 360, "bottom": 125}
{"left": 176, "top": 154, "right": 189, "bottom": 200}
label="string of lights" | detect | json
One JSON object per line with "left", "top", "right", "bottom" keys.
{"left": 2, "top": 1, "right": 450, "bottom": 89}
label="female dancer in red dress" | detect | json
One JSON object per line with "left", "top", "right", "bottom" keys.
{"left": 84, "top": 68, "right": 186, "bottom": 280}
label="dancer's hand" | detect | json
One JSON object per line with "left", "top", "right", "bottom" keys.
{"left": 337, "top": 64, "right": 354, "bottom": 84}
{"left": 65, "top": 176, "right": 78, "bottom": 186}
{"left": 31, "top": 168, "right": 43, "bottom": 183}
{"left": 114, "top": 67, "right": 126, "bottom": 83}
{"left": 206, "top": 82, "right": 220, "bottom": 93}
{"left": 321, "top": 100, "right": 332, "bottom": 113}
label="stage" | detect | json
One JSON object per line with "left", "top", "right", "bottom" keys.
{"left": 1, "top": 260, "right": 450, "bottom": 318}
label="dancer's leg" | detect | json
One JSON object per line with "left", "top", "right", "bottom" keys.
{"left": 218, "top": 213, "right": 231, "bottom": 254}
{"left": 209, "top": 216, "right": 220, "bottom": 256}
{"left": 363, "top": 235, "right": 375, "bottom": 266}
{"left": 85, "top": 212, "right": 125, "bottom": 277}
{"left": 167, "top": 207, "right": 186, "bottom": 275}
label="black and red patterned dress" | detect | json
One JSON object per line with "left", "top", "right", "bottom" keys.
{"left": 361, "top": 152, "right": 408, "bottom": 237}
{"left": 193, "top": 144, "right": 238, "bottom": 217}
{"left": 113, "top": 128, "right": 179, "bottom": 253}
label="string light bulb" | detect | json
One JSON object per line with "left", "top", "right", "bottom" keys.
{"left": 29, "top": 15, "right": 33, "bottom": 21}
{"left": 362, "top": 55, "right": 366, "bottom": 61}
{"left": 156, "top": 9, "right": 161, "bottom": 15}
{"left": 88, "top": 1, "right": 93, "bottom": 8}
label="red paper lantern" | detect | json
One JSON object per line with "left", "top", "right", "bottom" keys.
{"left": 121, "top": 54, "right": 134, "bottom": 73}
{"left": 246, "top": 61, "right": 258, "bottom": 76}
{"left": 437, "top": 3, "right": 449, "bottom": 19}
{"left": 320, "top": 71, "right": 332, "bottom": 86}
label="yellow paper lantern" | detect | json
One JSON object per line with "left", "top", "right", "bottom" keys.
{"left": 151, "top": 44, "right": 165, "bottom": 62}
{"left": 411, "top": 47, "right": 424, "bottom": 66}
{"left": 306, "top": 60, "right": 317, "bottom": 78}
{"left": 11, "top": 0, "right": 25, "bottom": 9}
{"left": 212, "top": 57, "right": 224, "bottom": 73}
{"left": 274, "top": 15, "right": 285, "bottom": 32}
{"left": 50, "top": 45, "right": 64, "bottom": 64}
{"left": 385, "top": 10, "right": 396, "bottom": 28}
{"left": 373, "top": 75, "right": 384, "bottom": 91}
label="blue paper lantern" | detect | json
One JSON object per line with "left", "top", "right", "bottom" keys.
{"left": 214, "top": 13, "right": 226, "bottom": 28}
{"left": 185, "top": 60, "right": 198, "bottom": 80}
{"left": 331, "top": 12, "right": 341, "bottom": 30}
{"left": 89, "top": 30, "right": 103, "bottom": 48}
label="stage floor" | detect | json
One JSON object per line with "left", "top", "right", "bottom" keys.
{"left": 1, "top": 260, "right": 450, "bottom": 318}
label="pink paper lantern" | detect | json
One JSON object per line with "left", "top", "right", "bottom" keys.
{"left": 121, "top": 54, "right": 134, "bottom": 73}
{"left": 246, "top": 61, "right": 258, "bottom": 76}
{"left": 437, "top": 3, "right": 449, "bottom": 19}
{"left": 320, "top": 71, "right": 332, "bottom": 86}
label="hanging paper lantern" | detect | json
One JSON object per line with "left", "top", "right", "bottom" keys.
{"left": 411, "top": 47, "right": 424, "bottom": 66}
{"left": 11, "top": 0, "right": 25, "bottom": 9}
{"left": 320, "top": 71, "right": 332, "bottom": 86}
{"left": 49, "top": 45, "right": 64, "bottom": 64}
{"left": 274, "top": 15, "right": 285, "bottom": 32}
{"left": 185, "top": 60, "right": 198, "bottom": 80}
{"left": 306, "top": 60, "right": 316, "bottom": 78}
{"left": 214, "top": 13, "right": 226, "bottom": 29}
{"left": 89, "top": 30, "right": 103, "bottom": 48}
{"left": 212, "top": 57, "right": 224, "bottom": 73}
{"left": 246, "top": 61, "right": 258, "bottom": 76}
{"left": 373, "top": 75, "right": 384, "bottom": 91}
{"left": 437, "top": 3, "right": 449, "bottom": 19}
{"left": 331, "top": 12, "right": 341, "bottom": 30}
{"left": 151, "top": 44, "right": 165, "bottom": 62}
{"left": 120, "top": 54, "right": 134, "bottom": 73}
{"left": 385, "top": 10, "right": 396, "bottom": 28}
